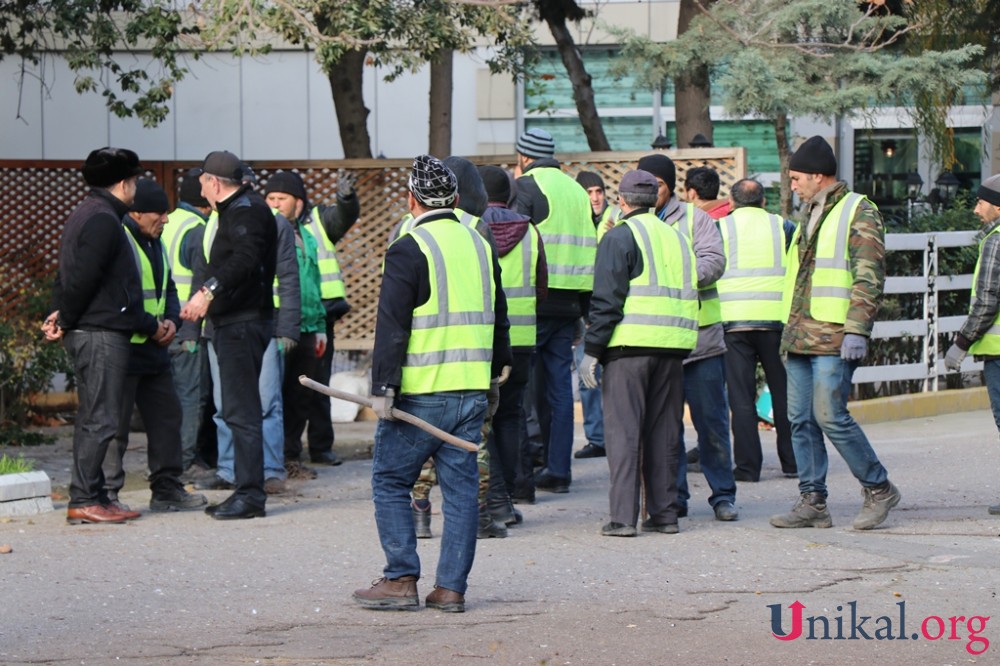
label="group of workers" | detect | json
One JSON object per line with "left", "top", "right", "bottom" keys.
{"left": 44, "top": 129, "right": 1000, "bottom": 614}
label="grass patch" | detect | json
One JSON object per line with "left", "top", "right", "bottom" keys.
{"left": 0, "top": 452, "right": 36, "bottom": 474}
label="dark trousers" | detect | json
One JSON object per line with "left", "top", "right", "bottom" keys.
{"left": 104, "top": 371, "right": 185, "bottom": 500}
{"left": 195, "top": 338, "right": 218, "bottom": 468}
{"left": 535, "top": 315, "right": 577, "bottom": 479}
{"left": 489, "top": 351, "right": 531, "bottom": 495}
{"left": 725, "top": 330, "right": 796, "bottom": 478}
{"left": 602, "top": 355, "right": 685, "bottom": 527}
{"left": 213, "top": 318, "right": 271, "bottom": 507}
{"left": 64, "top": 330, "right": 132, "bottom": 508}
{"left": 305, "top": 317, "right": 336, "bottom": 453}
{"left": 283, "top": 331, "right": 324, "bottom": 461}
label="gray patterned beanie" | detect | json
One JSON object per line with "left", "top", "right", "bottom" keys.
{"left": 408, "top": 155, "right": 458, "bottom": 208}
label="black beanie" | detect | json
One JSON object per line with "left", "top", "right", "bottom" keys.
{"left": 478, "top": 165, "right": 511, "bottom": 204}
{"left": 637, "top": 154, "right": 676, "bottom": 192}
{"left": 131, "top": 179, "right": 170, "bottom": 214}
{"left": 179, "top": 168, "right": 208, "bottom": 207}
{"left": 789, "top": 136, "right": 837, "bottom": 175}
{"left": 265, "top": 171, "right": 308, "bottom": 201}
{"left": 576, "top": 171, "right": 605, "bottom": 191}
{"left": 977, "top": 174, "right": 1000, "bottom": 207}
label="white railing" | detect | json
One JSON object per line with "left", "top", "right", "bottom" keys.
{"left": 852, "top": 230, "right": 980, "bottom": 391}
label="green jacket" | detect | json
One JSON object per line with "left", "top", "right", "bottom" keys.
{"left": 296, "top": 221, "right": 326, "bottom": 334}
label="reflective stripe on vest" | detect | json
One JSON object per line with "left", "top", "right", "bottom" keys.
{"left": 672, "top": 203, "right": 722, "bottom": 326}
{"left": 717, "top": 208, "right": 787, "bottom": 322}
{"left": 596, "top": 205, "right": 622, "bottom": 243}
{"left": 608, "top": 213, "right": 699, "bottom": 349}
{"left": 499, "top": 225, "right": 540, "bottom": 348}
{"left": 969, "top": 226, "right": 1000, "bottom": 354}
{"left": 162, "top": 209, "right": 203, "bottom": 302}
{"left": 782, "top": 192, "right": 866, "bottom": 324}
{"left": 306, "top": 207, "right": 346, "bottom": 300}
{"left": 397, "top": 209, "right": 478, "bottom": 242}
{"left": 124, "top": 225, "right": 169, "bottom": 345}
{"left": 400, "top": 220, "right": 496, "bottom": 394}
{"left": 527, "top": 168, "right": 595, "bottom": 290}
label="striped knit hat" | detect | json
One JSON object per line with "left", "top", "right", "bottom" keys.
{"left": 516, "top": 128, "right": 556, "bottom": 159}
{"left": 408, "top": 155, "right": 457, "bottom": 208}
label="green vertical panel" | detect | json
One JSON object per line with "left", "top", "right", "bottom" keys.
{"left": 525, "top": 49, "right": 655, "bottom": 110}
{"left": 713, "top": 121, "right": 779, "bottom": 174}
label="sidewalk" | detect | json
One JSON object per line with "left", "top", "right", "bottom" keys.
{"left": 2, "top": 408, "right": 999, "bottom": 665}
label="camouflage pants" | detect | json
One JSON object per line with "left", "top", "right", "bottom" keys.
{"left": 412, "top": 415, "right": 493, "bottom": 503}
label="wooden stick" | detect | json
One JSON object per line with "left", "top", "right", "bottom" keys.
{"left": 298, "top": 376, "right": 479, "bottom": 453}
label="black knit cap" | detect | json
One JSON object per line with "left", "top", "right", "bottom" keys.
{"left": 637, "top": 154, "right": 676, "bottom": 192}
{"left": 479, "top": 165, "right": 512, "bottom": 204}
{"left": 265, "top": 171, "right": 307, "bottom": 201}
{"left": 977, "top": 174, "right": 1000, "bottom": 207}
{"left": 576, "top": 171, "right": 605, "bottom": 191}
{"left": 788, "top": 136, "right": 837, "bottom": 175}
{"left": 81, "top": 147, "right": 144, "bottom": 188}
{"left": 202, "top": 150, "right": 244, "bottom": 181}
{"left": 131, "top": 179, "right": 170, "bottom": 214}
{"left": 179, "top": 168, "right": 208, "bottom": 207}
{"left": 408, "top": 155, "right": 457, "bottom": 208}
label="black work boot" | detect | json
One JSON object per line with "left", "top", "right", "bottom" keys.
{"left": 477, "top": 503, "right": 507, "bottom": 538}
{"left": 412, "top": 500, "right": 432, "bottom": 539}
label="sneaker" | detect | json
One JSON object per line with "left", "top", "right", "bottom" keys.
{"left": 352, "top": 576, "right": 419, "bottom": 610}
{"left": 639, "top": 519, "right": 679, "bottom": 534}
{"left": 852, "top": 481, "right": 901, "bottom": 530}
{"left": 770, "top": 492, "right": 833, "bottom": 528}
{"left": 264, "top": 477, "right": 287, "bottom": 495}
{"left": 601, "top": 521, "right": 637, "bottom": 537}
{"left": 574, "top": 443, "right": 606, "bottom": 459}
{"left": 150, "top": 489, "right": 208, "bottom": 512}
{"left": 713, "top": 500, "right": 739, "bottom": 522}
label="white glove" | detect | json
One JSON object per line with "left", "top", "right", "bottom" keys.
{"left": 315, "top": 332, "right": 328, "bottom": 358}
{"left": 944, "top": 343, "right": 966, "bottom": 372}
{"left": 579, "top": 353, "right": 600, "bottom": 390}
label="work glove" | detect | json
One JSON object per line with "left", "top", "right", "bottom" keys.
{"left": 487, "top": 379, "right": 501, "bottom": 419}
{"left": 944, "top": 343, "right": 966, "bottom": 372}
{"left": 579, "top": 353, "right": 600, "bottom": 390}
{"left": 277, "top": 336, "right": 298, "bottom": 356}
{"left": 337, "top": 170, "right": 357, "bottom": 198}
{"left": 840, "top": 334, "right": 868, "bottom": 362}
{"left": 315, "top": 332, "right": 328, "bottom": 359}
{"left": 371, "top": 388, "right": 397, "bottom": 421}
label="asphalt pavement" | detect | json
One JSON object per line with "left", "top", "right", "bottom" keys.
{"left": 2, "top": 408, "right": 999, "bottom": 665}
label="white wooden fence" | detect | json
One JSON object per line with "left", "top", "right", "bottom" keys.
{"left": 853, "top": 230, "right": 980, "bottom": 391}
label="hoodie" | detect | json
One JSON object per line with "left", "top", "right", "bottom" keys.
{"left": 481, "top": 203, "right": 548, "bottom": 304}
{"left": 443, "top": 156, "right": 487, "bottom": 217}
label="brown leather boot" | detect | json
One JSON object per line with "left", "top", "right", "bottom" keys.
{"left": 352, "top": 576, "right": 419, "bottom": 610}
{"left": 426, "top": 586, "right": 465, "bottom": 613}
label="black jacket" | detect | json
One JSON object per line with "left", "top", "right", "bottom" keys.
{"left": 201, "top": 185, "right": 277, "bottom": 327}
{"left": 54, "top": 188, "right": 151, "bottom": 336}
{"left": 121, "top": 216, "right": 180, "bottom": 376}
{"left": 372, "top": 209, "right": 512, "bottom": 396}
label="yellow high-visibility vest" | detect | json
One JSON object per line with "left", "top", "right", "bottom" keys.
{"left": 607, "top": 213, "right": 699, "bottom": 350}
{"left": 969, "top": 226, "right": 1000, "bottom": 355}
{"left": 124, "top": 224, "right": 169, "bottom": 344}
{"left": 161, "top": 209, "right": 204, "bottom": 302}
{"left": 782, "top": 192, "right": 869, "bottom": 324}
{"left": 306, "top": 207, "right": 346, "bottom": 300}
{"left": 524, "top": 167, "right": 595, "bottom": 291}
{"left": 672, "top": 203, "right": 721, "bottom": 326}
{"left": 498, "top": 225, "right": 541, "bottom": 348}
{"left": 717, "top": 207, "right": 787, "bottom": 322}
{"left": 400, "top": 219, "right": 496, "bottom": 394}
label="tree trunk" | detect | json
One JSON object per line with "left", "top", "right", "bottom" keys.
{"left": 326, "top": 49, "right": 373, "bottom": 159}
{"left": 543, "top": 17, "right": 610, "bottom": 152}
{"left": 428, "top": 48, "right": 453, "bottom": 158}
{"left": 773, "top": 113, "right": 793, "bottom": 217}
{"left": 673, "top": 0, "right": 713, "bottom": 148}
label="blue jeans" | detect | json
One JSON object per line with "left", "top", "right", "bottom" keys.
{"left": 209, "top": 338, "right": 287, "bottom": 482}
{"left": 677, "top": 354, "right": 737, "bottom": 509}
{"left": 573, "top": 343, "right": 605, "bottom": 448}
{"left": 372, "top": 391, "right": 487, "bottom": 594}
{"left": 984, "top": 359, "right": 1000, "bottom": 434}
{"left": 536, "top": 316, "right": 577, "bottom": 479}
{"left": 785, "top": 353, "right": 888, "bottom": 496}
{"left": 169, "top": 339, "right": 203, "bottom": 469}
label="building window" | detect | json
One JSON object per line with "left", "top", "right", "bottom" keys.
{"left": 853, "top": 130, "right": 919, "bottom": 222}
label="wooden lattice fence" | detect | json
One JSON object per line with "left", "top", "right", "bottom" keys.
{"left": 0, "top": 148, "right": 745, "bottom": 349}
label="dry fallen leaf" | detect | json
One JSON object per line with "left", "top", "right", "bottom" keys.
{"left": 0, "top": 544, "right": 13, "bottom": 554}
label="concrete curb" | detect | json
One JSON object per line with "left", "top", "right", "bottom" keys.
{"left": 0, "top": 470, "right": 53, "bottom": 517}
{"left": 848, "top": 386, "right": 990, "bottom": 424}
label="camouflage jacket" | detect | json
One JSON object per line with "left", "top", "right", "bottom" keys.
{"left": 781, "top": 182, "right": 886, "bottom": 356}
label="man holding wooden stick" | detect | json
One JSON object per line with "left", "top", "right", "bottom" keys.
{"left": 353, "top": 155, "right": 511, "bottom": 613}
